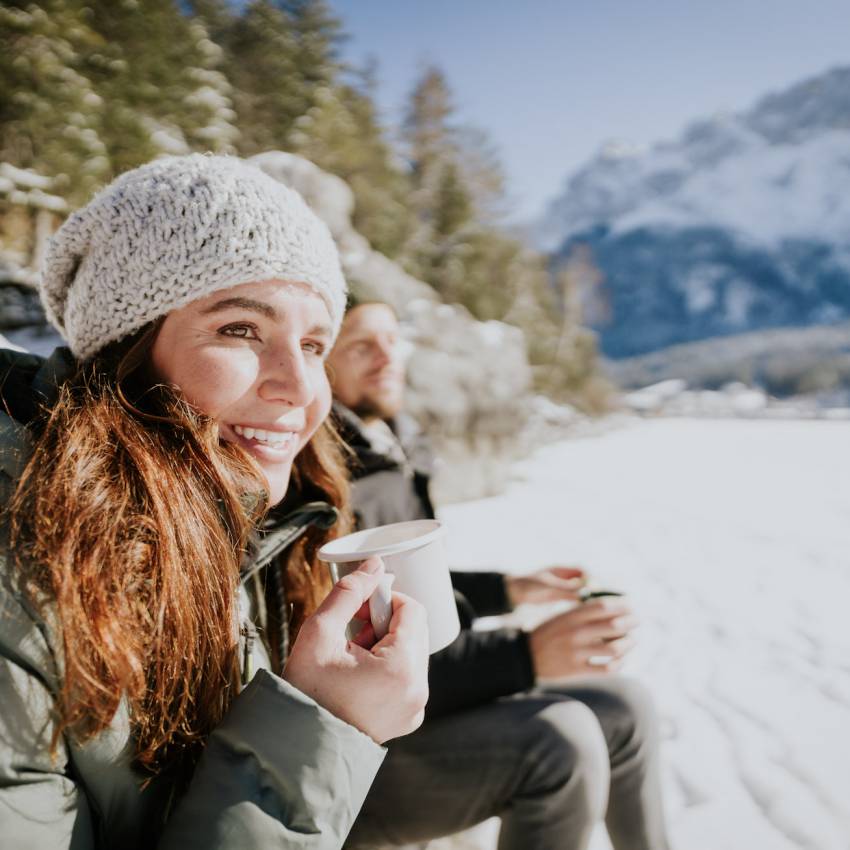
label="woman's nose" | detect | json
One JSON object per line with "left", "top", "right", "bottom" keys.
{"left": 258, "top": 348, "right": 314, "bottom": 407}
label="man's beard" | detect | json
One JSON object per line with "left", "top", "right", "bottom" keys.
{"left": 351, "top": 392, "right": 403, "bottom": 422}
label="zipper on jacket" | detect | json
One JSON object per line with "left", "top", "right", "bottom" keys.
{"left": 240, "top": 621, "right": 256, "bottom": 687}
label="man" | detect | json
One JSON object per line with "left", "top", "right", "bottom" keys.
{"left": 329, "top": 302, "right": 671, "bottom": 850}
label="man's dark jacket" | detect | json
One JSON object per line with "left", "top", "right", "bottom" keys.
{"left": 333, "top": 403, "right": 535, "bottom": 717}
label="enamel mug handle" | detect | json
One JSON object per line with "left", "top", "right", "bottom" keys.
{"left": 369, "top": 574, "right": 395, "bottom": 641}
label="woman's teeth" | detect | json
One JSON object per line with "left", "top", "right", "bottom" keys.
{"left": 233, "top": 425, "right": 295, "bottom": 447}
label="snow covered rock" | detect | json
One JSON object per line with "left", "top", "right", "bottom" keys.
{"left": 623, "top": 380, "right": 688, "bottom": 414}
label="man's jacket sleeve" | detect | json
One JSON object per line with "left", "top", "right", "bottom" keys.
{"left": 449, "top": 571, "right": 512, "bottom": 617}
{"left": 425, "top": 628, "right": 535, "bottom": 718}
{"left": 426, "top": 571, "right": 534, "bottom": 718}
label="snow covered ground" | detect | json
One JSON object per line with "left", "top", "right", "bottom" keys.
{"left": 439, "top": 417, "right": 850, "bottom": 850}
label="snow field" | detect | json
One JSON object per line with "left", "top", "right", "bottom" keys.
{"left": 439, "top": 418, "right": 850, "bottom": 850}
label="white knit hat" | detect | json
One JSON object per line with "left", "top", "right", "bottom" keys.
{"left": 40, "top": 154, "right": 348, "bottom": 361}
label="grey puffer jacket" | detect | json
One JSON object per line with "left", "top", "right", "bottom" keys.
{"left": 0, "top": 347, "right": 385, "bottom": 850}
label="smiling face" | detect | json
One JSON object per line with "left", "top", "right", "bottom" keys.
{"left": 326, "top": 303, "right": 406, "bottom": 423}
{"left": 150, "top": 279, "right": 333, "bottom": 506}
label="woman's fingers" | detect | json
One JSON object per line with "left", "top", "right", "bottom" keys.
{"left": 313, "top": 557, "right": 385, "bottom": 631}
{"left": 284, "top": 566, "right": 429, "bottom": 744}
{"left": 350, "top": 621, "right": 377, "bottom": 649}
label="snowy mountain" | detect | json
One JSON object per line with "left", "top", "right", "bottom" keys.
{"left": 541, "top": 67, "right": 850, "bottom": 360}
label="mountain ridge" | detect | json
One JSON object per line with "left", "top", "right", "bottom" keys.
{"left": 540, "top": 65, "right": 850, "bottom": 364}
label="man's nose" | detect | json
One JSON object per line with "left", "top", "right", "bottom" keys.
{"left": 374, "top": 340, "right": 397, "bottom": 368}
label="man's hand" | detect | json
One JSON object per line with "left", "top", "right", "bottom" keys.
{"left": 527, "top": 598, "right": 636, "bottom": 681}
{"left": 505, "top": 566, "right": 586, "bottom": 607}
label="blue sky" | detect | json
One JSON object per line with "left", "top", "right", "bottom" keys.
{"left": 330, "top": 0, "right": 850, "bottom": 222}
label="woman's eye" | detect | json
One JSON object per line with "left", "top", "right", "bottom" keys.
{"left": 219, "top": 323, "right": 260, "bottom": 341}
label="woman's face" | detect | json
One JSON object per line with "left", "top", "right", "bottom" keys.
{"left": 151, "top": 279, "right": 334, "bottom": 506}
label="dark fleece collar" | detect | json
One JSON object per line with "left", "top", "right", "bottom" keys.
{"left": 331, "top": 401, "right": 434, "bottom": 481}
{"left": 0, "top": 346, "right": 76, "bottom": 427}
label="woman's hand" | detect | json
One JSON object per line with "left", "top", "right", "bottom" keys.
{"left": 506, "top": 566, "right": 586, "bottom": 607}
{"left": 527, "top": 597, "right": 636, "bottom": 680}
{"left": 283, "top": 557, "right": 429, "bottom": 744}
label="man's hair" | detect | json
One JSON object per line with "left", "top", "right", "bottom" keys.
{"left": 344, "top": 293, "right": 397, "bottom": 317}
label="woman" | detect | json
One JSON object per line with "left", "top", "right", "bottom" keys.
{"left": 0, "top": 154, "right": 429, "bottom": 850}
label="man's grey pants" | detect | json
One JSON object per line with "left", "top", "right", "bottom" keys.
{"left": 346, "top": 677, "right": 670, "bottom": 850}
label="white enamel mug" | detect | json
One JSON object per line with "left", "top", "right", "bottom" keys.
{"left": 318, "top": 519, "right": 460, "bottom": 653}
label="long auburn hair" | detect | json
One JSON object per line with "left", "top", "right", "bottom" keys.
{"left": 6, "top": 325, "right": 350, "bottom": 773}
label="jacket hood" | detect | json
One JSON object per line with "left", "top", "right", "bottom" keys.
{"left": 0, "top": 346, "right": 76, "bottom": 483}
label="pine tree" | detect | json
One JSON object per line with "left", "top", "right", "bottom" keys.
{"left": 398, "top": 64, "right": 610, "bottom": 408}
{"left": 82, "top": 0, "right": 191, "bottom": 169}
{"left": 284, "top": 0, "right": 343, "bottom": 89}
{"left": 401, "top": 67, "right": 466, "bottom": 291}
{"left": 454, "top": 124, "right": 507, "bottom": 225}
{"left": 433, "top": 162, "right": 472, "bottom": 238}
{"left": 1, "top": 1, "right": 240, "bottom": 192}
{"left": 403, "top": 66, "right": 453, "bottom": 189}
{"left": 0, "top": 1, "right": 109, "bottom": 201}
{"left": 289, "top": 73, "right": 414, "bottom": 258}
{"left": 187, "top": 0, "right": 233, "bottom": 40}
{"left": 224, "top": 0, "right": 321, "bottom": 156}
{"left": 342, "top": 80, "right": 415, "bottom": 259}
{"left": 182, "top": 17, "right": 240, "bottom": 153}
{"left": 83, "top": 0, "right": 246, "bottom": 172}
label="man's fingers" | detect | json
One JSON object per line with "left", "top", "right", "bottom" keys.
{"left": 603, "top": 636, "right": 634, "bottom": 659}
{"left": 569, "top": 598, "right": 632, "bottom": 623}
{"left": 314, "top": 557, "right": 385, "bottom": 629}
{"left": 547, "top": 566, "right": 585, "bottom": 582}
{"left": 575, "top": 616, "right": 638, "bottom": 645}
{"left": 577, "top": 635, "right": 634, "bottom": 659}
{"left": 586, "top": 656, "right": 625, "bottom": 674}
{"left": 538, "top": 566, "right": 585, "bottom": 594}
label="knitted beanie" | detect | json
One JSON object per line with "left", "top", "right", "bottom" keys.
{"left": 40, "top": 154, "right": 348, "bottom": 361}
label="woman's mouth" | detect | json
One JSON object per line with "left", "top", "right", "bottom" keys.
{"left": 230, "top": 424, "right": 299, "bottom": 459}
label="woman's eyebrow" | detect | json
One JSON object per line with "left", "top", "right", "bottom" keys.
{"left": 201, "top": 297, "right": 277, "bottom": 319}
{"left": 307, "top": 322, "right": 333, "bottom": 338}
